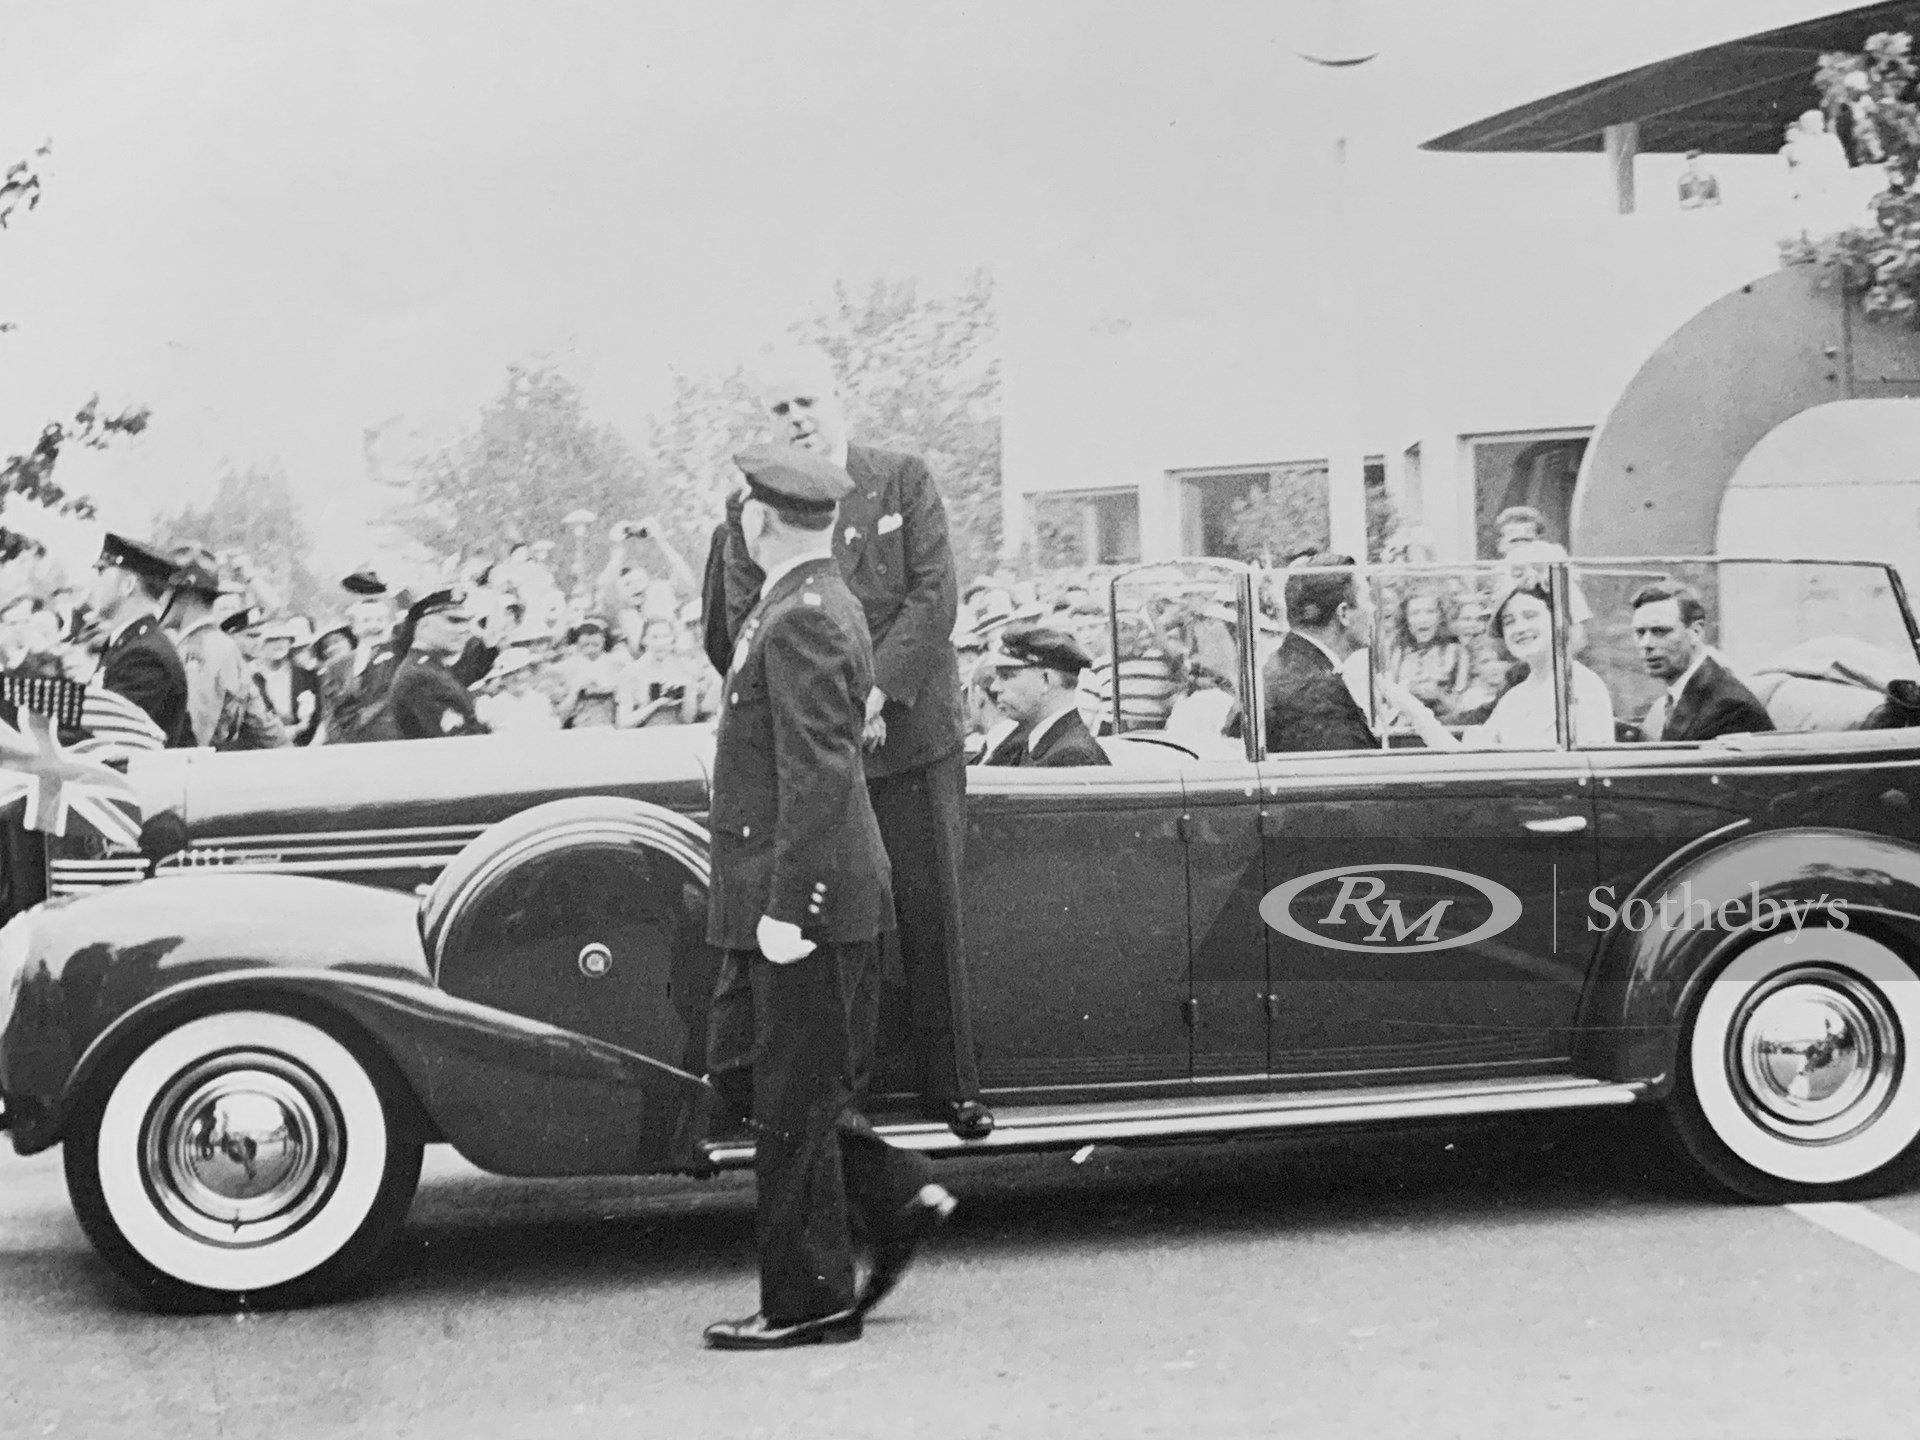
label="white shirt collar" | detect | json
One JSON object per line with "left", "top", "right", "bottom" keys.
{"left": 759, "top": 549, "right": 832, "bottom": 600}
{"left": 1667, "top": 650, "right": 1709, "bottom": 704}
{"left": 1026, "top": 703, "right": 1076, "bottom": 753}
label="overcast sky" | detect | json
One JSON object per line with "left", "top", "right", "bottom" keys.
{"left": 0, "top": 0, "right": 1868, "bottom": 573}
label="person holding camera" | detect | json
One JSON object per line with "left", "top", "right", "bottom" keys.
{"left": 617, "top": 613, "right": 704, "bottom": 727}
{"left": 597, "top": 518, "right": 696, "bottom": 655}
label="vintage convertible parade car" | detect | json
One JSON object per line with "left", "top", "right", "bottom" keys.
{"left": 7, "top": 554, "right": 1920, "bottom": 1309}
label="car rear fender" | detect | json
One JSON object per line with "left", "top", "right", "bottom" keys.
{"left": 1572, "top": 827, "right": 1920, "bottom": 1093}
{"left": 55, "top": 969, "right": 717, "bottom": 1175}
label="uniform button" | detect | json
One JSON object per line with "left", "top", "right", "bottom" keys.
{"left": 742, "top": 825, "right": 751, "bottom": 837}
{"left": 876, "top": 563, "right": 889, "bottom": 575}
{"left": 730, "top": 692, "right": 739, "bottom": 704}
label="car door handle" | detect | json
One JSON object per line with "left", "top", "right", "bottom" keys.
{"left": 1523, "top": 815, "right": 1588, "bottom": 835}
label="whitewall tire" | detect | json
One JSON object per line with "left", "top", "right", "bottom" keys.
{"left": 1668, "top": 929, "right": 1920, "bottom": 1202}
{"left": 65, "top": 1010, "right": 423, "bottom": 1308}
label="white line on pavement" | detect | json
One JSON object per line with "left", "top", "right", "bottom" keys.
{"left": 1787, "top": 1201, "right": 1920, "bottom": 1277}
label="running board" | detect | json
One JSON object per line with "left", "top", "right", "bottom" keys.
{"left": 697, "top": 1074, "right": 1646, "bottom": 1168}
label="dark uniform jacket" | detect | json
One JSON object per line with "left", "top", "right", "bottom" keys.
{"left": 1262, "top": 631, "right": 1376, "bottom": 754}
{"left": 706, "top": 556, "right": 894, "bottom": 950}
{"left": 1646, "top": 655, "right": 1776, "bottom": 742}
{"left": 100, "top": 614, "right": 192, "bottom": 749}
{"left": 713, "top": 443, "right": 966, "bottom": 780}
{"left": 385, "top": 653, "right": 489, "bottom": 739}
{"left": 984, "top": 708, "right": 1108, "bottom": 767}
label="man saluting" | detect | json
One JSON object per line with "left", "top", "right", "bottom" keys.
{"left": 702, "top": 443, "right": 955, "bottom": 1352}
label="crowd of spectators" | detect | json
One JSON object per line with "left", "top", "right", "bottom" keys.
{"left": 0, "top": 517, "right": 720, "bottom": 750}
{"left": 0, "top": 502, "right": 1588, "bottom": 759}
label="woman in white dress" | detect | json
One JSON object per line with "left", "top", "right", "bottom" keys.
{"left": 1380, "top": 580, "right": 1614, "bottom": 749}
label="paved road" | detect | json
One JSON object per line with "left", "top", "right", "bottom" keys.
{"left": 5, "top": 1112, "right": 1920, "bottom": 1439}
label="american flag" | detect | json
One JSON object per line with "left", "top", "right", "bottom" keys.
{"left": 73, "top": 683, "right": 167, "bottom": 760}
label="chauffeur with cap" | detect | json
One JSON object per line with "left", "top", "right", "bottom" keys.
{"left": 981, "top": 625, "right": 1109, "bottom": 767}
{"left": 702, "top": 442, "right": 955, "bottom": 1352}
{"left": 384, "top": 590, "right": 489, "bottom": 739}
{"left": 86, "top": 533, "right": 192, "bottom": 747}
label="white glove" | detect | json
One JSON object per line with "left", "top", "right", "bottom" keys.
{"left": 756, "top": 915, "right": 816, "bottom": 965}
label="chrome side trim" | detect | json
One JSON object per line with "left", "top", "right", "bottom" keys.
{"left": 697, "top": 1075, "right": 1647, "bottom": 1167}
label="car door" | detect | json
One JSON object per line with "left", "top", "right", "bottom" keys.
{"left": 1254, "top": 560, "right": 1599, "bottom": 1081}
{"left": 1256, "top": 749, "right": 1599, "bottom": 1079}
{"left": 1185, "top": 759, "right": 1272, "bottom": 1082}
{"left": 1578, "top": 557, "right": 1920, "bottom": 931}
{"left": 962, "top": 767, "right": 1194, "bottom": 1099}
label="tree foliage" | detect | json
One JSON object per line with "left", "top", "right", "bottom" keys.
{"left": 0, "top": 141, "right": 151, "bottom": 563}
{"left": 397, "top": 363, "right": 665, "bottom": 568}
{"left": 792, "top": 273, "right": 1001, "bottom": 582}
{"left": 402, "top": 275, "right": 1005, "bottom": 587}
{"left": 1224, "top": 465, "right": 1397, "bottom": 565}
{"left": 1787, "top": 32, "right": 1920, "bottom": 320}
{"left": 154, "top": 465, "right": 326, "bottom": 617}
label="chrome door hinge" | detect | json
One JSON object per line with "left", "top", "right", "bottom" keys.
{"left": 1181, "top": 996, "right": 1198, "bottom": 1027}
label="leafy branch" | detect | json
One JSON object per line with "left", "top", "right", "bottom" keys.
{"left": 1785, "top": 32, "right": 1920, "bottom": 321}
{"left": 0, "top": 397, "right": 152, "bottom": 562}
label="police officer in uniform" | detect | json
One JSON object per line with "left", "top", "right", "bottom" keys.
{"left": 87, "top": 533, "right": 191, "bottom": 747}
{"left": 703, "top": 443, "right": 956, "bottom": 1352}
{"left": 384, "top": 590, "right": 489, "bottom": 739}
{"left": 708, "top": 345, "right": 992, "bottom": 1140}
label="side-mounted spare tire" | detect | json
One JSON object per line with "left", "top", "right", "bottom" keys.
{"left": 419, "top": 796, "right": 719, "bottom": 1077}
{"left": 1666, "top": 926, "right": 1920, "bottom": 1202}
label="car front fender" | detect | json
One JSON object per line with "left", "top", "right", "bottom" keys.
{"left": 2, "top": 872, "right": 717, "bottom": 1173}
{"left": 53, "top": 969, "right": 716, "bottom": 1175}
{"left": 1572, "top": 827, "right": 1920, "bottom": 1093}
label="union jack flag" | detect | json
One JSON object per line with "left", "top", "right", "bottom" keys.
{"left": 0, "top": 707, "right": 144, "bottom": 848}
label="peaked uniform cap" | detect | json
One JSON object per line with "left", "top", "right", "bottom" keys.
{"left": 733, "top": 443, "right": 852, "bottom": 515}
{"left": 404, "top": 587, "right": 468, "bottom": 628}
{"left": 97, "top": 533, "right": 177, "bottom": 584}
{"left": 341, "top": 566, "right": 388, "bottom": 596}
{"left": 987, "top": 625, "right": 1094, "bottom": 676}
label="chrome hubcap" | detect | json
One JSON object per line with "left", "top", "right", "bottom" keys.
{"left": 1731, "top": 967, "right": 1901, "bottom": 1142}
{"left": 143, "top": 1053, "right": 343, "bottom": 1246}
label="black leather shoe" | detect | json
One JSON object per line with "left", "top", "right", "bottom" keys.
{"left": 702, "top": 1309, "right": 863, "bottom": 1350}
{"left": 856, "top": 1183, "right": 958, "bottom": 1317}
{"left": 934, "top": 1099, "right": 994, "bottom": 1140}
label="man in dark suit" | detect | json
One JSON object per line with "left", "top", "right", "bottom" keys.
{"left": 707, "top": 345, "right": 991, "bottom": 1140}
{"left": 703, "top": 444, "right": 954, "bottom": 1352}
{"left": 981, "top": 626, "right": 1110, "bottom": 767}
{"left": 1262, "top": 554, "right": 1379, "bottom": 754}
{"left": 1630, "top": 580, "right": 1775, "bottom": 741}
{"left": 384, "top": 590, "right": 490, "bottom": 740}
{"left": 85, "top": 533, "right": 191, "bottom": 748}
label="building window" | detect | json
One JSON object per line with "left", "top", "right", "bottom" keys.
{"left": 1469, "top": 431, "right": 1591, "bottom": 558}
{"left": 1173, "top": 460, "right": 1389, "bottom": 563}
{"left": 1028, "top": 489, "right": 1141, "bottom": 567}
